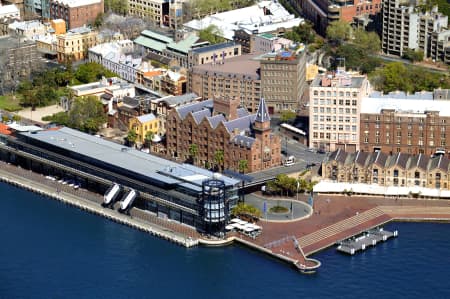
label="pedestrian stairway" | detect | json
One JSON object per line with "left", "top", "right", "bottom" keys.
{"left": 297, "top": 207, "right": 388, "bottom": 250}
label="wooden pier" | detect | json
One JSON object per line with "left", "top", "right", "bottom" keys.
{"left": 337, "top": 228, "right": 398, "bottom": 255}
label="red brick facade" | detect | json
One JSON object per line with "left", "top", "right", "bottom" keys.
{"left": 165, "top": 97, "right": 281, "bottom": 173}
{"left": 50, "top": 0, "right": 104, "bottom": 29}
{"left": 360, "top": 110, "right": 450, "bottom": 157}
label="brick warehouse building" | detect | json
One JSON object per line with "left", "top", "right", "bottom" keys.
{"left": 50, "top": 0, "right": 104, "bottom": 30}
{"left": 165, "top": 97, "right": 281, "bottom": 173}
{"left": 360, "top": 90, "right": 450, "bottom": 157}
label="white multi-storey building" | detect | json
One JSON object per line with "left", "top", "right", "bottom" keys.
{"left": 382, "top": 0, "right": 449, "bottom": 60}
{"left": 88, "top": 40, "right": 142, "bottom": 83}
{"left": 309, "top": 69, "right": 371, "bottom": 152}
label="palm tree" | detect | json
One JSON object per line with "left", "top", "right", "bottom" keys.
{"left": 188, "top": 143, "right": 198, "bottom": 165}
{"left": 214, "top": 149, "right": 224, "bottom": 171}
{"left": 238, "top": 159, "right": 248, "bottom": 174}
{"left": 144, "top": 131, "right": 154, "bottom": 151}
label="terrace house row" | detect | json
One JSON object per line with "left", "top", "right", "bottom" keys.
{"left": 322, "top": 149, "right": 450, "bottom": 189}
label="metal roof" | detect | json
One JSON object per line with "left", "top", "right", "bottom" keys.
{"left": 20, "top": 127, "right": 239, "bottom": 188}
{"left": 134, "top": 36, "right": 167, "bottom": 53}
{"left": 136, "top": 113, "right": 156, "bottom": 123}
{"left": 191, "top": 42, "right": 237, "bottom": 54}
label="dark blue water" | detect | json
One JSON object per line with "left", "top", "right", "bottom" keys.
{"left": 1, "top": 182, "right": 450, "bottom": 299}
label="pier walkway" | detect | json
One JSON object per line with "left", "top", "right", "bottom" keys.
{"left": 297, "top": 207, "right": 392, "bottom": 255}
{"left": 0, "top": 162, "right": 200, "bottom": 247}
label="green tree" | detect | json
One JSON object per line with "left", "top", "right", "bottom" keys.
{"left": 326, "top": 20, "right": 352, "bottom": 45}
{"left": 198, "top": 25, "right": 226, "bottom": 44}
{"left": 145, "top": 131, "right": 154, "bottom": 150}
{"left": 238, "top": 159, "right": 248, "bottom": 174}
{"left": 267, "top": 174, "right": 297, "bottom": 196}
{"left": 284, "top": 21, "right": 315, "bottom": 44}
{"left": 214, "top": 149, "right": 224, "bottom": 171}
{"left": 352, "top": 29, "right": 381, "bottom": 54}
{"left": 104, "top": 0, "right": 128, "bottom": 15}
{"left": 402, "top": 48, "right": 424, "bottom": 62}
{"left": 68, "top": 96, "right": 107, "bottom": 133}
{"left": 127, "top": 129, "right": 138, "bottom": 146}
{"left": 280, "top": 110, "right": 296, "bottom": 123}
{"left": 189, "top": 143, "right": 199, "bottom": 164}
{"left": 74, "top": 63, "right": 117, "bottom": 84}
{"left": 231, "top": 202, "right": 262, "bottom": 218}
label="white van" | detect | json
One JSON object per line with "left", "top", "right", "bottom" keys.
{"left": 284, "top": 156, "right": 296, "bottom": 167}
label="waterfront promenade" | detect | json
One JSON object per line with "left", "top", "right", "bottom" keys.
{"left": 3, "top": 161, "right": 450, "bottom": 272}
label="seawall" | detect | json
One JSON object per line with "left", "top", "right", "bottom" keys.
{"left": 0, "top": 169, "right": 198, "bottom": 248}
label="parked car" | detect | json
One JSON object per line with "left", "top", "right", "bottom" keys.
{"left": 317, "top": 149, "right": 326, "bottom": 154}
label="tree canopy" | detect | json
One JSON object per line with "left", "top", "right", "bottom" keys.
{"left": 326, "top": 20, "right": 352, "bottom": 45}
{"left": 283, "top": 22, "right": 315, "bottom": 44}
{"left": 330, "top": 29, "right": 382, "bottom": 74}
{"left": 198, "top": 25, "right": 226, "bottom": 44}
{"left": 44, "top": 96, "right": 107, "bottom": 133}
{"left": 369, "top": 62, "right": 450, "bottom": 93}
{"left": 104, "top": 0, "right": 128, "bottom": 15}
{"left": 74, "top": 63, "right": 117, "bottom": 84}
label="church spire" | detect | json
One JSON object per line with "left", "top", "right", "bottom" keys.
{"left": 255, "top": 98, "right": 270, "bottom": 123}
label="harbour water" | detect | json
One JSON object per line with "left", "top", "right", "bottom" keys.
{"left": 1, "top": 182, "right": 450, "bottom": 298}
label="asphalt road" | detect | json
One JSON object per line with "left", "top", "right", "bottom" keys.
{"left": 249, "top": 136, "right": 327, "bottom": 182}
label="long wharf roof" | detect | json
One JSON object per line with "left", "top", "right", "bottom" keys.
{"left": 19, "top": 127, "right": 239, "bottom": 188}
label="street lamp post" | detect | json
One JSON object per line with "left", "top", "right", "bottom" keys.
{"left": 285, "top": 137, "right": 288, "bottom": 156}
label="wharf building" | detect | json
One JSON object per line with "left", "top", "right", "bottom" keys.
{"left": 322, "top": 148, "right": 450, "bottom": 190}
{"left": 0, "top": 126, "right": 240, "bottom": 234}
{"left": 360, "top": 90, "right": 450, "bottom": 156}
{"left": 165, "top": 96, "right": 281, "bottom": 173}
{"left": 308, "top": 69, "right": 371, "bottom": 152}
{"left": 381, "top": 0, "right": 449, "bottom": 63}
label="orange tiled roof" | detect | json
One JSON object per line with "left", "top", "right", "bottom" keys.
{"left": 0, "top": 123, "right": 11, "bottom": 135}
{"left": 143, "top": 70, "right": 163, "bottom": 77}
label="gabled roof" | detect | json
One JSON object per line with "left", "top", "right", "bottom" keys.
{"left": 255, "top": 98, "right": 270, "bottom": 123}
{"left": 224, "top": 114, "right": 256, "bottom": 133}
{"left": 237, "top": 107, "right": 249, "bottom": 118}
{"left": 354, "top": 151, "right": 370, "bottom": 167}
{"left": 231, "top": 135, "right": 255, "bottom": 148}
{"left": 371, "top": 151, "right": 388, "bottom": 167}
{"left": 328, "top": 149, "right": 348, "bottom": 164}
{"left": 387, "top": 152, "right": 410, "bottom": 169}
{"left": 429, "top": 155, "right": 450, "bottom": 172}
{"left": 208, "top": 114, "right": 226, "bottom": 128}
{"left": 192, "top": 109, "right": 211, "bottom": 124}
{"left": 176, "top": 99, "right": 213, "bottom": 120}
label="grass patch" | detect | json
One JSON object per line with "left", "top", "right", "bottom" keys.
{"left": 269, "top": 206, "right": 289, "bottom": 213}
{"left": 0, "top": 95, "right": 22, "bottom": 112}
